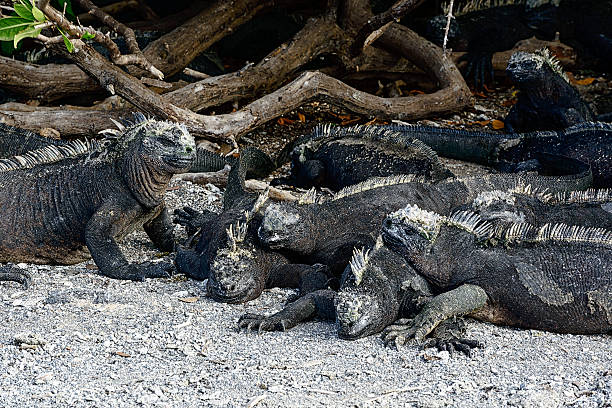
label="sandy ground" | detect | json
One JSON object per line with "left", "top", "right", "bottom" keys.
{"left": 1, "top": 179, "right": 610, "bottom": 408}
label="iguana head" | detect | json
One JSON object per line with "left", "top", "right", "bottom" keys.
{"left": 335, "top": 245, "right": 396, "bottom": 339}
{"left": 258, "top": 201, "right": 316, "bottom": 254}
{"left": 207, "top": 191, "right": 270, "bottom": 303}
{"left": 506, "top": 49, "right": 568, "bottom": 86}
{"left": 382, "top": 204, "right": 443, "bottom": 257}
{"left": 101, "top": 113, "right": 196, "bottom": 174}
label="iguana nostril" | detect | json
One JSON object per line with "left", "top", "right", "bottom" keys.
{"left": 185, "top": 146, "right": 193, "bottom": 153}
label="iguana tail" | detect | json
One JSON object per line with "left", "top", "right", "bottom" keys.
{"left": 0, "top": 265, "right": 32, "bottom": 289}
{"left": 387, "top": 124, "right": 519, "bottom": 165}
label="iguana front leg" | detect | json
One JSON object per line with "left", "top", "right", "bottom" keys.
{"left": 238, "top": 289, "right": 336, "bottom": 332}
{"left": 85, "top": 199, "right": 173, "bottom": 281}
{"left": 144, "top": 205, "right": 175, "bottom": 252}
{"left": 383, "top": 284, "right": 488, "bottom": 347}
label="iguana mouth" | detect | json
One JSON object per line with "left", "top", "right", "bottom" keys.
{"left": 207, "top": 278, "right": 255, "bottom": 304}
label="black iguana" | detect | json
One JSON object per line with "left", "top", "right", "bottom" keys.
{"left": 504, "top": 49, "right": 595, "bottom": 132}
{"left": 387, "top": 121, "right": 611, "bottom": 187}
{"left": 284, "top": 124, "right": 454, "bottom": 190}
{"left": 380, "top": 204, "right": 612, "bottom": 346}
{"left": 173, "top": 147, "right": 332, "bottom": 303}
{"left": 0, "top": 114, "right": 195, "bottom": 282}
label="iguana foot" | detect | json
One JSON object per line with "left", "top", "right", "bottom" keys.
{"left": 0, "top": 266, "right": 32, "bottom": 288}
{"left": 423, "top": 318, "right": 483, "bottom": 357}
{"left": 173, "top": 207, "right": 215, "bottom": 236}
{"left": 461, "top": 52, "right": 495, "bottom": 91}
{"left": 424, "top": 337, "right": 483, "bottom": 357}
{"left": 238, "top": 313, "right": 289, "bottom": 333}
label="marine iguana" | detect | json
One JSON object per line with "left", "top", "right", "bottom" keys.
{"left": 173, "top": 147, "right": 332, "bottom": 303}
{"left": 504, "top": 49, "right": 595, "bottom": 132}
{"left": 239, "top": 237, "right": 482, "bottom": 355}
{"left": 240, "top": 183, "right": 611, "bottom": 344}
{"left": 0, "top": 122, "right": 229, "bottom": 174}
{"left": 0, "top": 114, "right": 195, "bottom": 282}
{"left": 284, "top": 124, "right": 454, "bottom": 190}
{"left": 380, "top": 204, "right": 612, "bottom": 346}
{"left": 421, "top": 0, "right": 612, "bottom": 88}
{"left": 421, "top": 0, "right": 560, "bottom": 89}
{"left": 258, "top": 168, "right": 591, "bottom": 270}
{"left": 387, "top": 121, "right": 612, "bottom": 187}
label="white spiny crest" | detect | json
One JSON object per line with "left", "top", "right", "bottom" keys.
{"left": 349, "top": 247, "right": 371, "bottom": 286}
{"left": 332, "top": 174, "right": 426, "bottom": 202}
{"left": 534, "top": 48, "right": 569, "bottom": 82}
{"left": 388, "top": 204, "right": 443, "bottom": 241}
{"left": 374, "top": 235, "right": 384, "bottom": 250}
{"left": 500, "top": 222, "right": 536, "bottom": 243}
{"left": 244, "top": 188, "right": 270, "bottom": 222}
{"left": 447, "top": 210, "right": 494, "bottom": 239}
{"left": 110, "top": 118, "right": 126, "bottom": 132}
{"left": 536, "top": 223, "right": 612, "bottom": 246}
{"left": 0, "top": 139, "right": 97, "bottom": 172}
{"left": 472, "top": 189, "right": 517, "bottom": 209}
{"left": 226, "top": 221, "right": 248, "bottom": 252}
{"left": 551, "top": 188, "right": 612, "bottom": 204}
{"left": 298, "top": 187, "right": 318, "bottom": 205}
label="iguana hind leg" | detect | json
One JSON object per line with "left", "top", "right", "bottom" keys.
{"left": 383, "top": 284, "right": 488, "bottom": 347}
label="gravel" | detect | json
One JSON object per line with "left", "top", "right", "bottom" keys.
{"left": 1, "top": 178, "right": 610, "bottom": 407}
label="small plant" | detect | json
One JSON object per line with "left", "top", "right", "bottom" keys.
{"left": 0, "top": 0, "right": 84, "bottom": 54}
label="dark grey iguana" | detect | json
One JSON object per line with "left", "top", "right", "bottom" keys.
{"left": 0, "top": 122, "right": 229, "bottom": 175}
{"left": 284, "top": 124, "right": 454, "bottom": 190}
{"left": 173, "top": 147, "right": 332, "bottom": 304}
{"left": 257, "top": 169, "right": 592, "bottom": 273}
{"left": 0, "top": 114, "right": 195, "bottom": 282}
{"left": 387, "top": 121, "right": 612, "bottom": 187}
{"left": 504, "top": 49, "right": 595, "bottom": 133}
{"left": 380, "top": 204, "right": 612, "bottom": 345}
{"left": 240, "top": 185, "right": 612, "bottom": 346}
{"left": 239, "top": 237, "right": 481, "bottom": 355}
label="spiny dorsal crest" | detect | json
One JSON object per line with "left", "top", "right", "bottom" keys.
{"left": 447, "top": 210, "right": 494, "bottom": 239}
{"left": 0, "top": 139, "right": 97, "bottom": 172}
{"left": 349, "top": 247, "right": 371, "bottom": 286}
{"left": 534, "top": 48, "right": 569, "bottom": 83}
{"left": 91, "top": 114, "right": 189, "bottom": 160}
{"left": 549, "top": 188, "right": 612, "bottom": 204}
{"left": 244, "top": 188, "right": 270, "bottom": 222}
{"left": 472, "top": 189, "right": 518, "bottom": 209}
{"left": 535, "top": 223, "right": 612, "bottom": 246}
{"left": 297, "top": 187, "right": 318, "bottom": 205}
{"left": 226, "top": 221, "right": 248, "bottom": 252}
{"left": 497, "top": 222, "right": 536, "bottom": 243}
{"left": 388, "top": 204, "right": 443, "bottom": 241}
{"left": 331, "top": 174, "right": 427, "bottom": 202}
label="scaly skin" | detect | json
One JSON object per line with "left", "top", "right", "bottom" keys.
{"left": 174, "top": 147, "right": 332, "bottom": 304}
{"left": 387, "top": 121, "right": 611, "bottom": 187}
{"left": 381, "top": 204, "right": 612, "bottom": 346}
{"left": 285, "top": 124, "right": 453, "bottom": 190}
{"left": 504, "top": 49, "right": 594, "bottom": 132}
{"left": 0, "top": 114, "right": 195, "bottom": 282}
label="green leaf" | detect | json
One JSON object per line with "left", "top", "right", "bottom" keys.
{"left": 81, "top": 32, "right": 94, "bottom": 40}
{"left": 13, "top": 3, "right": 34, "bottom": 21}
{"left": 0, "top": 17, "right": 34, "bottom": 41}
{"left": 31, "top": 5, "right": 45, "bottom": 22}
{"left": 60, "top": 30, "right": 73, "bottom": 52}
{"left": 13, "top": 24, "right": 40, "bottom": 47}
